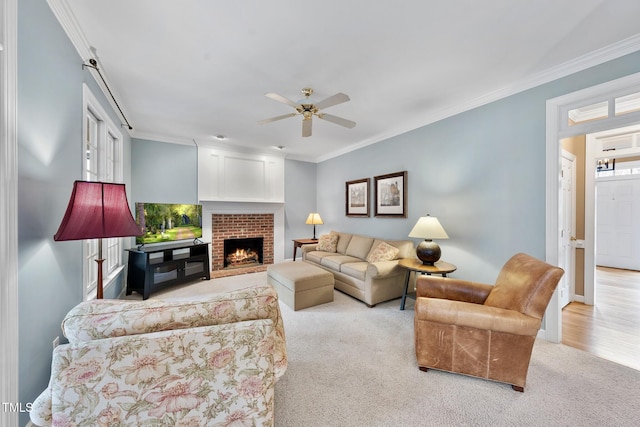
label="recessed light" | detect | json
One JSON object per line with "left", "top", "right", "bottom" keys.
{"left": 215, "top": 135, "right": 226, "bottom": 140}
{"left": 275, "top": 145, "right": 285, "bottom": 150}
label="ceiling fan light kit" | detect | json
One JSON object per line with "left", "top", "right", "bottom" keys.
{"left": 259, "top": 87, "right": 356, "bottom": 137}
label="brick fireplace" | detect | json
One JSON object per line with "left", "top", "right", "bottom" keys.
{"left": 211, "top": 213, "right": 274, "bottom": 278}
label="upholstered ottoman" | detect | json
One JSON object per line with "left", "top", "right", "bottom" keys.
{"left": 267, "top": 261, "right": 334, "bottom": 310}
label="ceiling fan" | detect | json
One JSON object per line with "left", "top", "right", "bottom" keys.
{"left": 258, "top": 87, "right": 356, "bottom": 137}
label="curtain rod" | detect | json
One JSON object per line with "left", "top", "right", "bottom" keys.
{"left": 82, "top": 58, "right": 133, "bottom": 130}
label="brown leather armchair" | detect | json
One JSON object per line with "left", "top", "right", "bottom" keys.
{"left": 414, "top": 253, "right": 564, "bottom": 392}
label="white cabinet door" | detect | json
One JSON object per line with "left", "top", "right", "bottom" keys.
{"left": 197, "top": 147, "right": 284, "bottom": 202}
{"left": 596, "top": 178, "right": 640, "bottom": 270}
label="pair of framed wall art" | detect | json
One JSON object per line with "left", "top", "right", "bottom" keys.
{"left": 345, "top": 171, "right": 407, "bottom": 218}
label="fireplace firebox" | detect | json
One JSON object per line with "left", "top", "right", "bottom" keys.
{"left": 224, "top": 237, "right": 263, "bottom": 269}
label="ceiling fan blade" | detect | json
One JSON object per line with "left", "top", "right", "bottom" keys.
{"left": 317, "top": 113, "right": 356, "bottom": 129}
{"left": 302, "top": 118, "right": 312, "bottom": 137}
{"left": 314, "top": 93, "right": 350, "bottom": 110}
{"left": 265, "top": 92, "right": 299, "bottom": 108}
{"left": 258, "top": 112, "right": 297, "bottom": 125}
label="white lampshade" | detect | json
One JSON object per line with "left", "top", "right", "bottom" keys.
{"left": 408, "top": 215, "right": 449, "bottom": 240}
{"left": 305, "top": 213, "right": 324, "bottom": 225}
{"left": 305, "top": 213, "right": 323, "bottom": 239}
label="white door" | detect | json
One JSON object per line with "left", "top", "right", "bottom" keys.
{"left": 559, "top": 151, "right": 576, "bottom": 308}
{"left": 596, "top": 177, "right": 640, "bottom": 270}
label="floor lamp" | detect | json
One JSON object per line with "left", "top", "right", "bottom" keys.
{"left": 54, "top": 181, "right": 142, "bottom": 299}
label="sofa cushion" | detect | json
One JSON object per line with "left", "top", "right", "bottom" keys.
{"left": 345, "top": 235, "right": 375, "bottom": 260}
{"left": 305, "top": 250, "right": 335, "bottom": 264}
{"left": 321, "top": 255, "right": 362, "bottom": 270}
{"left": 317, "top": 233, "right": 339, "bottom": 252}
{"left": 367, "top": 241, "right": 400, "bottom": 262}
{"left": 61, "top": 284, "right": 287, "bottom": 379}
{"left": 332, "top": 231, "right": 353, "bottom": 254}
{"left": 340, "top": 261, "right": 368, "bottom": 281}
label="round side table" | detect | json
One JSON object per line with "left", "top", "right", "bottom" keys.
{"left": 398, "top": 258, "right": 457, "bottom": 310}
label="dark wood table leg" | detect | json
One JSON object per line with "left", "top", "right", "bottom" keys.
{"left": 400, "top": 270, "right": 411, "bottom": 310}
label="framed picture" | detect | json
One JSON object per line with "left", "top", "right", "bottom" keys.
{"left": 374, "top": 171, "right": 407, "bottom": 217}
{"left": 345, "top": 178, "right": 370, "bottom": 217}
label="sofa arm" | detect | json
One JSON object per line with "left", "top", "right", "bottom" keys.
{"left": 301, "top": 243, "right": 318, "bottom": 257}
{"left": 62, "top": 284, "right": 287, "bottom": 379}
{"left": 415, "top": 298, "right": 541, "bottom": 336}
{"left": 416, "top": 276, "right": 493, "bottom": 304}
{"left": 30, "top": 387, "right": 52, "bottom": 426}
{"left": 366, "top": 260, "right": 401, "bottom": 279}
{"left": 38, "top": 320, "right": 276, "bottom": 427}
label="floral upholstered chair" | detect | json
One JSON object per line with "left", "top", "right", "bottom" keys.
{"left": 30, "top": 284, "right": 287, "bottom": 427}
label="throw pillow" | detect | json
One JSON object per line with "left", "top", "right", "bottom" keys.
{"left": 366, "top": 241, "right": 400, "bottom": 263}
{"left": 317, "top": 233, "right": 339, "bottom": 252}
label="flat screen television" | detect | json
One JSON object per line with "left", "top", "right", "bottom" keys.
{"left": 135, "top": 202, "right": 203, "bottom": 245}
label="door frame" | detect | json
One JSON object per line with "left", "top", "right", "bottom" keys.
{"left": 0, "top": 0, "right": 19, "bottom": 425}
{"left": 545, "top": 71, "right": 640, "bottom": 342}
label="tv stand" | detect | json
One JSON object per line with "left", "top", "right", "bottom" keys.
{"left": 126, "top": 241, "right": 210, "bottom": 300}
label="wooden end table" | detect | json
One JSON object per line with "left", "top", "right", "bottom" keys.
{"left": 398, "top": 258, "right": 457, "bottom": 310}
{"left": 292, "top": 238, "right": 318, "bottom": 261}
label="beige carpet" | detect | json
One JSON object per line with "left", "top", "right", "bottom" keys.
{"left": 144, "top": 272, "right": 640, "bottom": 427}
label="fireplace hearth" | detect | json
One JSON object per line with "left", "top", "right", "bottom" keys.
{"left": 224, "top": 237, "right": 263, "bottom": 269}
{"left": 210, "top": 212, "right": 274, "bottom": 278}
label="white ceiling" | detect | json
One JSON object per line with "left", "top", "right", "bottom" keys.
{"left": 57, "top": 0, "right": 640, "bottom": 162}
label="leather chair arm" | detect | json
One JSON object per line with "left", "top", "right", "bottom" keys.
{"left": 416, "top": 276, "right": 493, "bottom": 304}
{"left": 415, "top": 297, "right": 541, "bottom": 336}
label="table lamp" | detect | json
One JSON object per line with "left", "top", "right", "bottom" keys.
{"left": 54, "top": 181, "right": 142, "bottom": 299}
{"left": 305, "top": 213, "right": 323, "bottom": 240}
{"left": 408, "top": 215, "right": 449, "bottom": 265}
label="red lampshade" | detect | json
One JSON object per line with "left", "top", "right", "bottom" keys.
{"left": 54, "top": 181, "right": 142, "bottom": 241}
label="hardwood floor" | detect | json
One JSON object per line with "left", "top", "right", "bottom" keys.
{"left": 562, "top": 266, "right": 640, "bottom": 371}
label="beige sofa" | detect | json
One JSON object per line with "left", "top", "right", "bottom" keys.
{"left": 30, "top": 284, "right": 286, "bottom": 427}
{"left": 302, "top": 231, "right": 414, "bottom": 307}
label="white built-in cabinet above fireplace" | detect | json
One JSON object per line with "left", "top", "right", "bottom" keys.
{"left": 197, "top": 146, "right": 285, "bottom": 203}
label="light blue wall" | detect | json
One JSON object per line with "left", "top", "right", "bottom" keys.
{"left": 131, "top": 138, "right": 198, "bottom": 204}
{"left": 17, "top": 0, "right": 133, "bottom": 423}
{"left": 317, "top": 51, "right": 640, "bottom": 283}
{"left": 284, "top": 160, "right": 318, "bottom": 258}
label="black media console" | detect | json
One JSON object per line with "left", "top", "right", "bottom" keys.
{"left": 126, "top": 241, "right": 211, "bottom": 299}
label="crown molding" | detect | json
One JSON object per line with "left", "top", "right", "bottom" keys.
{"left": 46, "top": 0, "right": 93, "bottom": 59}
{"left": 47, "top": 0, "right": 133, "bottom": 137}
{"left": 132, "top": 131, "right": 291, "bottom": 160}
{"left": 318, "top": 34, "right": 640, "bottom": 163}
{"left": 47, "top": 0, "right": 640, "bottom": 163}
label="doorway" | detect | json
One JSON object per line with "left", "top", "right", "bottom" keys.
{"left": 594, "top": 158, "right": 640, "bottom": 271}
{"left": 545, "top": 71, "right": 640, "bottom": 342}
